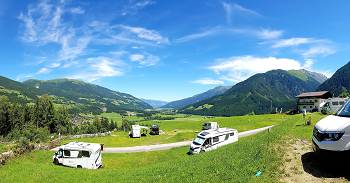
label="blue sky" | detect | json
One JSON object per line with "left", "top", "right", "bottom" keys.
{"left": 0, "top": 0, "right": 350, "bottom": 101}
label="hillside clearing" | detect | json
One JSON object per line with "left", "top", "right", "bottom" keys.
{"left": 63, "top": 114, "right": 282, "bottom": 147}
{"left": 1, "top": 113, "right": 337, "bottom": 182}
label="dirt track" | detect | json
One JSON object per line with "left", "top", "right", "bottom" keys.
{"left": 102, "top": 125, "right": 274, "bottom": 153}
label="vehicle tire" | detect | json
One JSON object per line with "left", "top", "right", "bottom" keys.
{"left": 53, "top": 158, "right": 59, "bottom": 165}
{"left": 77, "top": 165, "right": 82, "bottom": 168}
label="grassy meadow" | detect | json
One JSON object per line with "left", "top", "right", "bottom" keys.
{"left": 64, "top": 113, "right": 287, "bottom": 147}
{"left": 0, "top": 113, "right": 327, "bottom": 182}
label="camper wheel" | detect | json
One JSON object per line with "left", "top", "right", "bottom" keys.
{"left": 77, "top": 165, "right": 82, "bottom": 168}
{"left": 53, "top": 158, "right": 59, "bottom": 165}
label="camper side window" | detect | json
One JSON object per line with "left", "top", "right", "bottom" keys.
{"left": 229, "top": 133, "right": 235, "bottom": 136}
{"left": 81, "top": 151, "right": 91, "bottom": 158}
{"left": 213, "top": 136, "right": 219, "bottom": 143}
{"left": 63, "top": 150, "right": 71, "bottom": 157}
{"left": 225, "top": 134, "right": 229, "bottom": 140}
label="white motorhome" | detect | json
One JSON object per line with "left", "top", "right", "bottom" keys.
{"left": 188, "top": 128, "right": 238, "bottom": 154}
{"left": 129, "top": 125, "right": 148, "bottom": 138}
{"left": 321, "top": 97, "right": 348, "bottom": 113}
{"left": 313, "top": 100, "right": 350, "bottom": 152}
{"left": 202, "top": 122, "right": 219, "bottom": 130}
{"left": 53, "top": 142, "right": 103, "bottom": 169}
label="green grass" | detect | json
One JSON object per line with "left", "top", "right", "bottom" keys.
{"left": 64, "top": 114, "right": 286, "bottom": 147}
{"left": 0, "top": 143, "right": 7, "bottom": 153}
{"left": 0, "top": 113, "right": 327, "bottom": 182}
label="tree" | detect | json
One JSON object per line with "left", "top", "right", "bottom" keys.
{"left": 100, "top": 117, "right": 109, "bottom": 132}
{"left": 0, "top": 96, "right": 11, "bottom": 136}
{"left": 93, "top": 117, "right": 102, "bottom": 132}
{"left": 109, "top": 119, "right": 117, "bottom": 131}
{"left": 9, "top": 103, "right": 22, "bottom": 131}
{"left": 34, "top": 95, "right": 55, "bottom": 132}
{"left": 54, "top": 106, "right": 72, "bottom": 134}
{"left": 120, "top": 119, "right": 132, "bottom": 132}
{"left": 339, "top": 87, "right": 350, "bottom": 98}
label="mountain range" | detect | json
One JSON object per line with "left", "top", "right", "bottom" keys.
{"left": 317, "top": 61, "right": 350, "bottom": 96}
{"left": 181, "top": 69, "right": 327, "bottom": 116}
{"left": 0, "top": 68, "right": 333, "bottom": 116}
{"left": 161, "top": 86, "right": 231, "bottom": 109}
{"left": 0, "top": 77, "right": 152, "bottom": 114}
{"left": 141, "top": 99, "right": 168, "bottom": 108}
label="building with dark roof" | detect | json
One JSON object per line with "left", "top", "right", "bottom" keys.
{"left": 296, "top": 91, "right": 332, "bottom": 112}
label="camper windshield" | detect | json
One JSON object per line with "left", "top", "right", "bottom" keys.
{"left": 337, "top": 100, "right": 350, "bottom": 117}
{"left": 193, "top": 137, "right": 205, "bottom": 145}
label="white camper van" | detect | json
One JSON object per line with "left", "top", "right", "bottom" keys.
{"left": 202, "top": 122, "right": 219, "bottom": 130}
{"left": 189, "top": 128, "right": 238, "bottom": 154}
{"left": 53, "top": 142, "right": 103, "bottom": 169}
{"left": 129, "top": 125, "right": 148, "bottom": 138}
{"left": 313, "top": 100, "right": 350, "bottom": 152}
{"left": 321, "top": 97, "right": 347, "bottom": 114}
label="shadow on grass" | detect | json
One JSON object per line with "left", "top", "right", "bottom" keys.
{"left": 301, "top": 151, "right": 350, "bottom": 180}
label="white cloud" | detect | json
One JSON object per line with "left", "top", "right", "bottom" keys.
{"left": 18, "top": 0, "right": 90, "bottom": 63}
{"left": 175, "top": 27, "right": 227, "bottom": 43}
{"left": 222, "top": 2, "right": 260, "bottom": 24}
{"left": 69, "top": 57, "right": 124, "bottom": 82}
{"left": 119, "top": 25, "right": 169, "bottom": 44}
{"left": 37, "top": 67, "right": 50, "bottom": 74}
{"left": 121, "top": 0, "right": 155, "bottom": 16}
{"left": 70, "top": 7, "right": 84, "bottom": 14}
{"left": 256, "top": 29, "right": 283, "bottom": 40}
{"left": 175, "top": 27, "right": 282, "bottom": 43}
{"left": 192, "top": 78, "right": 224, "bottom": 85}
{"left": 302, "top": 45, "right": 336, "bottom": 58}
{"left": 129, "top": 53, "right": 159, "bottom": 66}
{"left": 271, "top": 37, "right": 315, "bottom": 48}
{"left": 209, "top": 56, "right": 305, "bottom": 83}
{"left": 18, "top": 1, "right": 166, "bottom": 81}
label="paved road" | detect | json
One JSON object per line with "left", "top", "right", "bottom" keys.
{"left": 102, "top": 125, "right": 274, "bottom": 153}
{"left": 51, "top": 125, "right": 274, "bottom": 153}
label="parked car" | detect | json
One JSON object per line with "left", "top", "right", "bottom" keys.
{"left": 53, "top": 142, "right": 103, "bottom": 169}
{"left": 188, "top": 128, "right": 238, "bottom": 154}
{"left": 312, "top": 99, "right": 350, "bottom": 153}
{"left": 149, "top": 124, "right": 160, "bottom": 135}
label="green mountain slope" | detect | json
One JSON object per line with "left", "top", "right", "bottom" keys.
{"left": 182, "top": 69, "right": 324, "bottom": 116}
{"left": 23, "top": 79, "right": 152, "bottom": 113}
{"left": 161, "top": 86, "right": 231, "bottom": 109}
{"left": 317, "top": 61, "right": 350, "bottom": 96}
{"left": 0, "top": 76, "right": 43, "bottom": 103}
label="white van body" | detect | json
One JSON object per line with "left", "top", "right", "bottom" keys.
{"left": 189, "top": 128, "right": 238, "bottom": 154}
{"left": 53, "top": 142, "right": 102, "bottom": 169}
{"left": 313, "top": 100, "right": 350, "bottom": 152}
{"left": 130, "top": 125, "right": 148, "bottom": 138}
{"left": 202, "top": 122, "right": 218, "bottom": 130}
{"left": 321, "top": 97, "right": 347, "bottom": 113}
{"left": 130, "top": 125, "right": 141, "bottom": 138}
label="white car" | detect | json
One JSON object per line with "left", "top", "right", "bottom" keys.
{"left": 313, "top": 100, "right": 350, "bottom": 152}
{"left": 189, "top": 128, "right": 238, "bottom": 154}
{"left": 53, "top": 142, "right": 103, "bottom": 169}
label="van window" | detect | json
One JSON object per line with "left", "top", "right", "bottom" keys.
{"left": 64, "top": 150, "right": 70, "bottom": 157}
{"left": 230, "top": 132, "right": 235, "bottom": 136}
{"left": 340, "top": 101, "right": 345, "bottom": 105}
{"left": 78, "top": 151, "right": 91, "bottom": 158}
{"left": 82, "top": 151, "right": 90, "bottom": 157}
{"left": 213, "top": 136, "right": 219, "bottom": 143}
{"left": 225, "top": 134, "right": 229, "bottom": 140}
